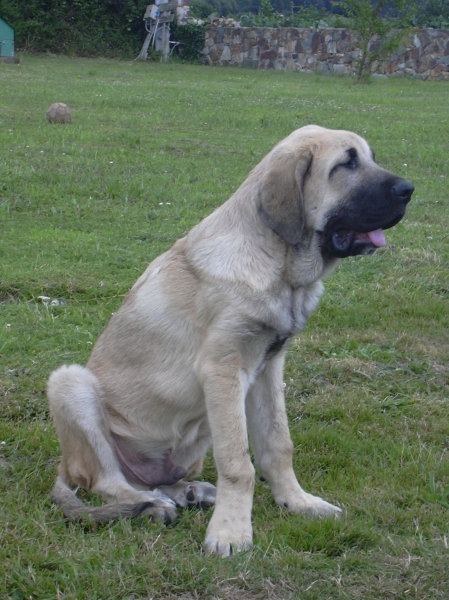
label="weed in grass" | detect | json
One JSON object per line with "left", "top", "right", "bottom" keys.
{"left": 422, "top": 472, "right": 449, "bottom": 509}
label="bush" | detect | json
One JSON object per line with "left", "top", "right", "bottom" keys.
{"left": 170, "top": 23, "right": 206, "bottom": 63}
{"left": 0, "top": 0, "right": 149, "bottom": 57}
{"left": 415, "top": 0, "right": 449, "bottom": 27}
{"left": 239, "top": 6, "right": 337, "bottom": 27}
{"left": 190, "top": 0, "right": 217, "bottom": 19}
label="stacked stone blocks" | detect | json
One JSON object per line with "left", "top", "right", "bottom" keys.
{"left": 203, "top": 26, "right": 449, "bottom": 80}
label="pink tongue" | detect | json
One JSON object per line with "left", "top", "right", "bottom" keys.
{"left": 367, "top": 229, "right": 386, "bottom": 247}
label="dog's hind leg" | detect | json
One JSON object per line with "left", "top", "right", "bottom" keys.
{"left": 49, "top": 475, "right": 174, "bottom": 523}
{"left": 47, "top": 364, "right": 176, "bottom": 523}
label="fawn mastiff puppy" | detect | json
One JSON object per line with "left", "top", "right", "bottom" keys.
{"left": 48, "top": 125, "right": 413, "bottom": 556}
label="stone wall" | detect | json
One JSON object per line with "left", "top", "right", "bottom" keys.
{"left": 203, "top": 27, "right": 449, "bottom": 80}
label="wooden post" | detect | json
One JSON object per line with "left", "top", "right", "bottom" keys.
{"left": 161, "top": 24, "right": 170, "bottom": 63}
{"left": 137, "top": 31, "right": 153, "bottom": 61}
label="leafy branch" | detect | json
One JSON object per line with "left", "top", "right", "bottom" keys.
{"left": 333, "top": 0, "right": 417, "bottom": 81}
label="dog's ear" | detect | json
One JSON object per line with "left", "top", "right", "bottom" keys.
{"left": 257, "top": 148, "right": 313, "bottom": 246}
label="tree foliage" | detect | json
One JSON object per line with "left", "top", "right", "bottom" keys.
{"left": 239, "top": 4, "right": 333, "bottom": 26}
{"left": 191, "top": 0, "right": 246, "bottom": 17}
{"left": 259, "top": 0, "right": 276, "bottom": 18}
{"left": 415, "top": 0, "right": 449, "bottom": 27}
{"left": 190, "top": 0, "right": 217, "bottom": 19}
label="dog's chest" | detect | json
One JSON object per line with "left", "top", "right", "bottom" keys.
{"left": 269, "top": 280, "right": 324, "bottom": 336}
{"left": 253, "top": 281, "right": 324, "bottom": 374}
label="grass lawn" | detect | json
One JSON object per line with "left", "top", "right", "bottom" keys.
{"left": 1, "top": 54, "right": 448, "bottom": 599}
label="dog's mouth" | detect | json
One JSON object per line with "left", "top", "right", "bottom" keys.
{"left": 328, "top": 214, "right": 403, "bottom": 257}
{"left": 332, "top": 228, "right": 385, "bottom": 254}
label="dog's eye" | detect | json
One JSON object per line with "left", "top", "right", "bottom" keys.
{"left": 343, "top": 156, "right": 357, "bottom": 170}
{"left": 330, "top": 150, "right": 358, "bottom": 177}
{"left": 342, "top": 148, "right": 358, "bottom": 170}
{"left": 329, "top": 153, "right": 359, "bottom": 177}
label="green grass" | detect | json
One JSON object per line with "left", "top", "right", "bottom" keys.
{"left": 1, "top": 55, "right": 449, "bottom": 599}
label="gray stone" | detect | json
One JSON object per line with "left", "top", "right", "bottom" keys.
{"left": 242, "top": 58, "right": 258, "bottom": 69}
{"left": 250, "top": 47, "right": 259, "bottom": 59}
{"left": 220, "top": 46, "right": 231, "bottom": 62}
{"left": 301, "top": 35, "right": 312, "bottom": 51}
{"left": 333, "top": 64, "right": 346, "bottom": 75}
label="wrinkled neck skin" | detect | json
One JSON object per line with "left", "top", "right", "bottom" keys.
{"left": 185, "top": 176, "right": 341, "bottom": 293}
{"left": 286, "top": 234, "right": 341, "bottom": 290}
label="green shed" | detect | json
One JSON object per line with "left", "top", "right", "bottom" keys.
{"left": 0, "top": 17, "right": 15, "bottom": 58}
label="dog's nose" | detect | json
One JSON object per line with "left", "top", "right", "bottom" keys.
{"left": 392, "top": 179, "right": 414, "bottom": 204}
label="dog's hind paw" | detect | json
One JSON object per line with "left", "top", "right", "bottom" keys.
{"left": 158, "top": 481, "right": 216, "bottom": 509}
{"left": 138, "top": 495, "right": 177, "bottom": 524}
{"left": 187, "top": 481, "right": 216, "bottom": 509}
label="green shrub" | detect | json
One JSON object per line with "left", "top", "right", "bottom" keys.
{"left": 190, "top": 0, "right": 216, "bottom": 19}
{"left": 415, "top": 0, "right": 449, "bottom": 27}
{"left": 170, "top": 23, "right": 206, "bottom": 63}
{"left": 0, "top": 0, "right": 149, "bottom": 57}
{"left": 239, "top": 6, "right": 336, "bottom": 27}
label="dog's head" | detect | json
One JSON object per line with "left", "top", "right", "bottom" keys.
{"left": 256, "top": 125, "right": 414, "bottom": 258}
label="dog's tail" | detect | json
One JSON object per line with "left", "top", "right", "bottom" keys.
{"left": 50, "top": 476, "right": 165, "bottom": 523}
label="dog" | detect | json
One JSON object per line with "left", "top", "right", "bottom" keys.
{"left": 47, "top": 125, "right": 413, "bottom": 556}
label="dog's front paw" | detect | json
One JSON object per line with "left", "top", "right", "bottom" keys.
{"left": 204, "top": 512, "right": 253, "bottom": 557}
{"left": 280, "top": 490, "right": 342, "bottom": 518}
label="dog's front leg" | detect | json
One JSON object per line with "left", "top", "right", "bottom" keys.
{"left": 199, "top": 356, "right": 255, "bottom": 556}
{"left": 246, "top": 354, "right": 342, "bottom": 518}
